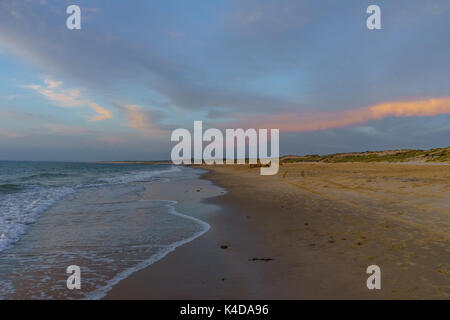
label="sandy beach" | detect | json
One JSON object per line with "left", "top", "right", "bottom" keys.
{"left": 105, "top": 162, "right": 449, "bottom": 299}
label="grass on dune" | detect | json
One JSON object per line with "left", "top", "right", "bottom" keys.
{"left": 281, "top": 147, "right": 450, "bottom": 164}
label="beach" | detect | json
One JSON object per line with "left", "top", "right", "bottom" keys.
{"left": 105, "top": 162, "right": 450, "bottom": 299}
{"left": 2, "top": 0, "right": 450, "bottom": 305}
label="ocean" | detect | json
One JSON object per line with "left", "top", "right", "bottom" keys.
{"left": 0, "top": 161, "right": 222, "bottom": 299}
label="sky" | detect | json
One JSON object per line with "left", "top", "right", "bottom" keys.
{"left": 0, "top": 0, "right": 449, "bottom": 161}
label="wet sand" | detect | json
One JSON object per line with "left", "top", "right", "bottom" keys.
{"left": 105, "top": 163, "right": 449, "bottom": 299}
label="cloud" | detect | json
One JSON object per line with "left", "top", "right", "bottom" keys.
{"left": 0, "top": 128, "right": 25, "bottom": 138}
{"left": 87, "top": 102, "right": 112, "bottom": 122}
{"left": 24, "top": 79, "right": 112, "bottom": 122}
{"left": 44, "top": 79, "right": 62, "bottom": 89}
{"left": 239, "top": 97, "right": 450, "bottom": 132}
{"left": 119, "top": 104, "right": 167, "bottom": 137}
{"left": 0, "top": 0, "right": 302, "bottom": 116}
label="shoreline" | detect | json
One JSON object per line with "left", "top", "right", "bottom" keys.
{"left": 105, "top": 163, "right": 449, "bottom": 299}
{"left": 88, "top": 199, "right": 212, "bottom": 300}
{"left": 104, "top": 169, "right": 238, "bottom": 299}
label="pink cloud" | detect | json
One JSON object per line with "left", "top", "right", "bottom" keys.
{"left": 238, "top": 97, "right": 450, "bottom": 132}
{"left": 24, "top": 79, "right": 112, "bottom": 122}
{"left": 120, "top": 104, "right": 166, "bottom": 137}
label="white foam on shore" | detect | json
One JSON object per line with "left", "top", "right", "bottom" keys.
{"left": 0, "top": 165, "right": 220, "bottom": 299}
{"left": 97, "top": 166, "right": 181, "bottom": 184}
{"left": 0, "top": 186, "right": 76, "bottom": 253}
{"left": 0, "top": 166, "right": 181, "bottom": 254}
{"left": 85, "top": 199, "right": 210, "bottom": 300}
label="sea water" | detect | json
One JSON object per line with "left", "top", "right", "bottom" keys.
{"left": 0, "top": 161, "right": 220, "bottom": 299}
